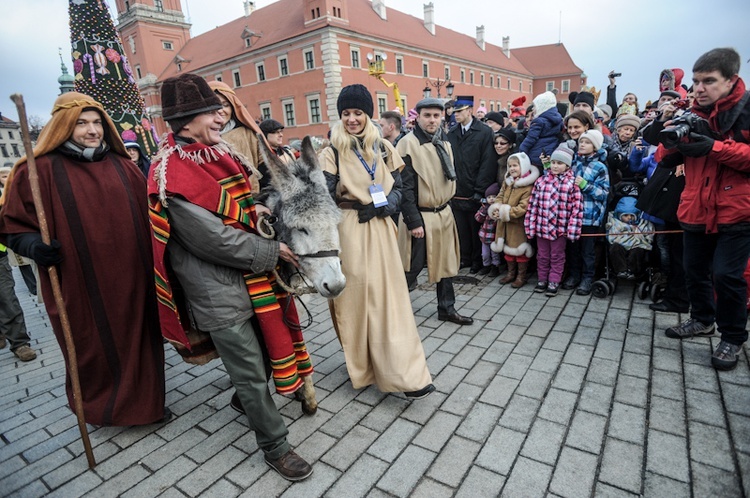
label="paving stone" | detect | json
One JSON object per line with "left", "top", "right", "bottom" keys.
{"left": 320, "top": 424, "right": 378, "bottom": 471}
{"left": 441, "top": 383, "right": 482, "bottom": 416}
{"left": 648, "top": 395, "right": 687, "bottom": 437}
{"left": 526, "top": 319, "right": 555, "bottom": 338}
{"left": 585, "top": 357, "right": 619, "bottom": 386}
{"left": 737, "top": 452, "right": 750, "bottom": 498}
{"left": 598, "top": 438, "right": 643, "bottom": 494}
{"left": 497, "top": 353, "right": 534, "bottom": 380}
{"left": 594, "top": 338, "right": 623, "bottom": 362}
{"left": 688, "top": 421, "right": 735, "bottom": 472}
{"left": 562, "top": 344, "right": 594, "bottom": 368}
{"left": 549, "top": 446, "right": 598, "bottom": 497}
{"left": 185, "top": 421, "right": 247, "bottom": 464}
{"left": 691, "top": 461, "right": 742, "bottom": 498}
{"left": 276, "top": 461, "right": 339, "bottom": 497}
{"left": 463, "top": 360, "right": 502, "bottom": 389}
{"left": 178, "top": 446, "right": 246, "bottom": 496}
{"left": 646, "top": 429, "right": 689, "bottom": 483}
{"left": 542, "top": 332, "right": 573, "bottom": 353}
{"left": 479, "top": 375, "right": 519, "bottom": 408}
{"left": 619, "top": 352, "right": 650, "bottom": 379}
{"left": 427, "top": 435, "right": 481, "bottom": 487}
{"left": 377, "top": 445, "right": 436, "bottom": 497}
{"left": 500, "top": 456, "right": 553, "bottom": 498}
{"left": 614, "top": 374, "right": 648, "bottom": 407}
{"left": 455, "top": 465, "right": 506, "bottom": 498}
{"left": 571, "top": 326, "right": 600, "bottom": 346}
{"left": 643, "top": 472, "right": 690, "bottom": 497}
{"left": 199, "top": 478, "right": 242, "bottom": 498}
{"left": 400, "top": 391, "right": 447, "bottom": 425}
{"left": 608, "top": 402, "right": 646, "bottom": 444}
{"left": 520, "top": 418, "right": 566, "bottom": 465}
{"left": 594, "top": 481, "right": 641, "bottom": 497}
{"left": 359, "top": 396, "right": 408, "bottom": 432}
{"left": 685, "top": 388, "right": 726, "bottom": 427}
{"left": 654, "top": 343, "right": 687, "bottom": 374}
{"left": 513, "top": 335, "right": 545, "bottom": 357}
{"left": 515, "top": 369, "right": 553, "bottom": 400}
{"left": 683, "top": 362, "right": 720, "bottom": 392}
{"left": 537, "top": 388, "right": 577, "bottom": 425}
{"left": 551, "top": 364, "right": 586, "bottom": 393}
{"left": 325, "top": 454, "right": 389, "bottom": 497}
{"left": 319, "top": 400, "right": 370, "bottom": 438}
{"left": 450, "top": 345, "right": 486, "bottom": 370}
{"left": 224, "top": 451, "right": 270, "bottom": 490}
{"left": 368, "top": 418, "right": 421, "bottom": 463}
{"left": 469, "top": 422, "right": 524, "bottom": 476}
{"left": 565, "top": 410, "right": 606, "bottom": 454}
{"left": 455, "top": 402, "right": 502, "bottom": 443}
{"left": 623, "top": 333, "right": 651, "bottom": 355}
{"left": 84, "top": 464, "right": 149, "bottom": 497}
{"left": 529, "top": 349, "right": 564, "bottom": 374}
{"left": 412, "top": 411, "right": 462, "bottom": 453}
{"left": 410, "top": 478, "right": 454, "bottom": 498}
{"left": 498, "top": 395, "right": 541, "bottom": 432}
{"left": 497, "top": 324, "right": 526, "bottom": 344}
{"left": 721, "top": 381, "right": 750, "bottom": 417}
{"left": 650, "top": 369, "right": 685, "bottom": 402}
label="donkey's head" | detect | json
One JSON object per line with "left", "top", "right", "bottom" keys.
{"left": 259, "top": 135, "right": 346, "bottom": 298}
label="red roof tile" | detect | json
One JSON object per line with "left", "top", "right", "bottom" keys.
{"left": 511, "top": 44, "right": 583, "bottom": 77}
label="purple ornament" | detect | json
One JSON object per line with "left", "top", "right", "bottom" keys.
{"left": 73, "top": 59, "right": 83, "bottom": 74}
{"left": 121, "top": 130, "right": 137, "bottom": 142}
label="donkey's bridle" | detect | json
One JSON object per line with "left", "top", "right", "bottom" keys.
{"left": 296, "top": 249, "right": 339, "bottom": 259}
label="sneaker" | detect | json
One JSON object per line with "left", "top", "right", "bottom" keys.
{"left": 477, "top": 265, "right": 491, "bottom": 275}
{"left": 561, "top": 276, "right": 580, "bottom": 290}
{"left": 230, "top": 392, "right": 245, "bottom": 414}
{"left": 545, "top": 282, "right": 559, "bottom": 297}
{"left": 488, "top": 265, "right": 501, "bottom": 278}
{"left": 13, "top": 345, "right": 36, "bottom": 362}
{"left": 534, "top": 281, "right": 548, "bottom": 293}
{"left": 665, "top": 318, "right": 715, "bottom": 339}
{"left": 265, "top": 450, "right": 313, "bottom": 481}
{"left": 404, "top": 383, "right": 435, "bottom": 400}
{"left": 576, "top": 279, "right": 592, "bottom": 296}
{"left": 711, "top": 340, "right": 742, "bottom": 371}
{"left": 616, "top": 271, "right": 630, "bottom": 279}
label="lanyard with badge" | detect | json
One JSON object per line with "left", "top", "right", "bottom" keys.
{"left": 354, "top": 147, "right": 388, "bottom": 207}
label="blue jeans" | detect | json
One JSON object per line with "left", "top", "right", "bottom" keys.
{"left": 683, "top": 230, "right": 750, "bottom": 345}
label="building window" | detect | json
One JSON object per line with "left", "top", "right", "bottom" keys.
{"left": 283, "top": 101, "right": 295, "bottom": 127}
{"left": 562, "top": 79, "right": 570, "bottom": 93}
{"left": 8, "top": 131, "right": 14, "bottom": 139}
{"left": 125, "top": 0, "right": 130, "bottom": 10}
{"left": 154, "top": 0, "right": 163, "bottom": 11}
{"left": 400, "top": 97, "right": 407, "bottom": 114}
{"left": 490, "top": 75, "right": 494, "bottom": 88}
{"left": 422, "top": 61, "right": 429, "bottom": 78}
{"left": 215, "top": 74, "right": 222, "bottom": 82}
{"left": 444, "top": 66, "right": 450, "bottom": 80}
{"left": 278, "top": 56, "right": 289, "bottom": 77}
{"left": 307, "top": 97, "right": 321, "bottom": 124}
{"left": 176, "top": 62, "right": 182, "bottom": 72}
{"left": 497, "top": 74, "right": 501, "bottom": 88}
{"left": 333, "top": 6, "right": 341, "bottom": 17}
{"left": 490, "top": 102, "right": 494, "bottom": 111}
{"left": 256, "top": 63, "right": 265, "bottom": 82}
{"left": 396, "top": 56, "right": 403, "bottom": 75}
{"left": 529, "top": 82, "right": 533, "bottom": 93}
{"left": 304, "top": 49, "right": 314, "bottom": 70}
{"left": 377, "top": 96, "right": 387, "bottom": 115}
{"left": 460, "top": 69, "right": 465, "bottom": 83}
{"left": 507, "top": 78, "right": 511, "bottom": 90}
{"left": 351, "top": 48, "right": 360, "bottom": 68}
{"left": 134, "top": 65, "right": 142, "bottom": 79}
{"left": 519, "top": 81, "right": 523, "bottom": 92}
{"left": 259, "top": 103, "right": 271, "bottom": 120}
{"left": 245, "top": 38, "right": 252, "bottom": 48}
{"left": 162, "top": 41, "right": 173, "bottom": 50}
{"left": 11, "top": 144, "right": 20, "bottom": 157}
{"left": 480, "top": 73, "right": 485, "bottom": 86}
{"left": 546, "top": 81, "right": 554, "bottom": 92}
{"left": 311, "top": 7, "right": 320, "bottom": 18}
{"left": 470, "top": 71, "right": 474, "bottom": 85}
{"left": 0, "top": 145, "right": 7, "bottom": 158}
{"left": 233, "top": 69, "right": 242, "bottom": 88}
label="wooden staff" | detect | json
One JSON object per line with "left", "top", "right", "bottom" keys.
{"left": 10, "top": 94, "right": 96, "bottom": 468}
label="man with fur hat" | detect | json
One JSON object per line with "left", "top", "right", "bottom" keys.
{"left": 397, "top": 98, "right": 473, "bottom": 325}
{"left": 447, "top": 95, "right": 497, "bottom": 273}
{"left": 149, "top": 73, "right": 313, "bottom": 480}
{"left": 0, "top": 92, "right": 167, "bottom": 426}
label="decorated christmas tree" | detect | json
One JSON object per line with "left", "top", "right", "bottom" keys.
{"left": 69, "top": 0, "right": 158, "bottom": 156}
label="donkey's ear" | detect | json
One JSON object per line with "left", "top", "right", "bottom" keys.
{"left": 300, "top": 136, "right": 321, "bottom": 171}
{"left": 257, "top": 133, "right": 292, "bottom": 182}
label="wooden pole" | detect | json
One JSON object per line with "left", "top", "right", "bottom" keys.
{"left": 9, "top": 94, "right": 96, "bottom": 468}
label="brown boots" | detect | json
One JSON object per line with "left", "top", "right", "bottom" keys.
{"left": 512, "top": 262, "right": 529, "bottom": 288}
{"left": 499, "top": 260, "right": 517, "bottom": 284}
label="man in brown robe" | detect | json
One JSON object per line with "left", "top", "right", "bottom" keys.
{"left": 0, "top": 92, "right": 167, "bottom": 426}
{"left": 397, "top": 98, "right": 474, "bottom": 326}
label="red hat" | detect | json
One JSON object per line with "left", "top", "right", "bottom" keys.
{"left": 510, "top": 96, "right": 527, "bottom": 118}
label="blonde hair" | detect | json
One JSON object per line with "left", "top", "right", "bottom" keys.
{"left": 330, "top": 119, "right": 382, "bottom": 164}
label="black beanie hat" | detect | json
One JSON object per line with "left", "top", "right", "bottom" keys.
{"left": 484, "top": 111, "right": 505, "bottom": 125}
{"left": 259, "top": 119, "right": 284, "bottom": 136}
{"left": 337, "top": 84, "right": 373, "bottom": 118}
{"left": 569, "top": 91, "right": 595, "bottom": 110}
{"left": 161, "top": 73, "right": 222, "bottom": 130}
{"left": 495, "top": 127, "right": 517, "bottom": 145}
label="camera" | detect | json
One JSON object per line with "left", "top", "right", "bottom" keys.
{"left": 609, "top": 71, "right": 622, "bottom": 78}
{"left": 659, "top": 112, "right": 710, "bottom": 149}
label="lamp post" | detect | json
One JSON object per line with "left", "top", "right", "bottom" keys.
{"left": 367, "top": 52, "right": 404, "bottom": 115}
{"left": 424, "top": 77, "right": 453, "bottom": 99}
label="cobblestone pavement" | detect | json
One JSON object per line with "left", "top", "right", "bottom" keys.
{"left": 1, "top": 267, "right": 748, "bottom": 498}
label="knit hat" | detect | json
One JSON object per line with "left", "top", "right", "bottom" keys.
{"left": 415, "top": 98, "right": 444, "bottom": 112}
{"left": 510, "top": 96, "right": 526, "bottom": 118}
{"left": 659, "top": 90, "right": 681, "bottom": 100}
{"left": 484, "top": 111, "right": 505, "bottom": 126}
{"left": 495, "top": 127, "right": 517, "bottom": 145}
{"left": 616, "top": 114, "right": 641, "bottom": 131}
{"left": 597, "top": 104, "right": 612, "bottom": 119}
{"left": 454, "top": 95, "right": 474, "bottom": 111}
{"left": 477, "top": 106, "right": 488, "bottom": 114}
{"left": 579, "top": 129, "right": 604, "bottom": 151}
{"left": 259, "top": 119, "right": 284, "bottom": 135}
{"left": 123, "top": 141, "right": 143, "bottom": 153}
{"left": 550, "top": 143, "right": 574, "bottom": 166}
{"left": 484, "top": 182, "right": 500, "bottom": 198}
{"left": 508, "top": 152, "right": 531, "bottom": 177}
{"left": 569, "top": 91, "right": 595, "bottom": 110}
{"left": 532, "top": 91, "right": 558, "bottom": 117}
{"left": 161, "top": 74, "right": 222, "bottom": 132}
{"left": 407, "top": 108, "right": 418, "bottom": 121}
{"left": 337, "top": 84, "right": 374, "bottom": 118}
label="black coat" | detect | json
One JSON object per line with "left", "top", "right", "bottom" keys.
{"left": 447, "top": 118, "right": 497, "bottom": 202}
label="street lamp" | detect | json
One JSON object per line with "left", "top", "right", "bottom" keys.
{"left": 425, "top": 77, "right": 452, "bottom": 98}
{"left": 423, "top": 86, "right": 431, "bottom": 99}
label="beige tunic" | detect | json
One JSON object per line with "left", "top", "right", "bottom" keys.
{"left": 396, "top": 132, "right": 460, "bottom": 283}
{"left": 221, "top": 126, "right": 261, "bottom": 192}
{"left": 319, "top": 140, "right": 432, "bottom": 392}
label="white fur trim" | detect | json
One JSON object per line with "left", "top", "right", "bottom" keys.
{"left": 487, "top": 203, "right": 501, "bottom": 220}
{"left": 498, "top": 204, "right": 511, "bottom": 222}
{"left": 491, "top": 238, "right": 504, "bottom": 253}
{"left": 503, "top": 241, "right": 534, "bottom": 257}
{"left": 512, "top": 164, "right": 540, "bottom": 188}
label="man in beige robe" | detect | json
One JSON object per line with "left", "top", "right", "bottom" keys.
{"left": 397, "top": 99, "right": 474, "bottom": 326}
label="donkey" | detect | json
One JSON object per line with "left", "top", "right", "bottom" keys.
{"left": 258, "top": 135, "right": 346, "bottom": 414}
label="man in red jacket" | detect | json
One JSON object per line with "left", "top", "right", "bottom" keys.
{"left": 655, "top": 48, "right": 750, "bottom": 370}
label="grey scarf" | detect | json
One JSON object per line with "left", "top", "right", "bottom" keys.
{"left": 417, "top": 125, "right": 455, "bottom": 181}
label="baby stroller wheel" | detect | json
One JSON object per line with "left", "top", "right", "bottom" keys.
{"left": 606, "top": 279, "right": 616, "bottom": 294}
{"left": 637, "top": 281, "right": 649, "bottom": 300}
{"left": 650, "top": 284, "right": 663, "bottom": 302}
{"left": 592, "top": 280, "right": 610, "bottom": 298}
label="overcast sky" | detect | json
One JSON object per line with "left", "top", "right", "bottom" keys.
{"left": 1, "top": 0, "right": 749, "bottom": 123}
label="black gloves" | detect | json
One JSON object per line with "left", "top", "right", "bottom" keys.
{"left": 32, "top": 240, "right": 63, "bottom": 267}
{"left": 677, "top": 133, "right": 714, "bottom": 158}
{"left": 607, "top": 152, "right": 626, "bottom": 170}
{"left": 352, "top": 202, "right": 383, "bottom": 224}
{"left": 471, "top": 193, "right": 483, "bottom": 203}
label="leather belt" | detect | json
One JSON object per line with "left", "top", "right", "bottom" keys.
{"left": 337, "top": 201, "right": 356, "bottom": 210}
{"left": 418, "top": 204, "right": 448, "bottom": 213}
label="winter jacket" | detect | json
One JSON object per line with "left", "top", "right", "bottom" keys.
{"left": 606, "top": 196, "right": 654, "bottom": 250}
{"left": 525, "top": 168, "right": 583, "bottom": 242}
{"left": 447, "top": 118, "right": 497, "bottom": 204}
{"left": 475, "top": 203, "right": 497, "bottom": 244}
{"left": 659, "top": 78, "right": 750, "bottom": 232}
{"left": 572, "top": 149, "right": 610, "bottom": 227}
{"left": 489, "top": 166, "right": 540, "bottom": 256}
{"left": 520, "top": 107, "right": 563, "bottom": 167}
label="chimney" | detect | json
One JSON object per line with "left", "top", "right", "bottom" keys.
{"left": 243, "top": 0, "right": 255, "bottom": 16}
{"left": 423, "top": 2, "right": 435, "bottom": 35}
{"left": 502, "top": 36, "right": 510, "bottom": 58}
{"left": 476, "top": 26, "right": 485, "bottom": 51}
{"left": 372, "top": 0, "right": 386, "bottom": 20}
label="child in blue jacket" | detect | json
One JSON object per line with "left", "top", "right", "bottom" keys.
{"left": 520, "top": 91, "right": 563, "bottom": 168}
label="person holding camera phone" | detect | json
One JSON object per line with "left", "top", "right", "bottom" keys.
{"left": 649, "top": 48, "right": 750, "bottom": 371}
